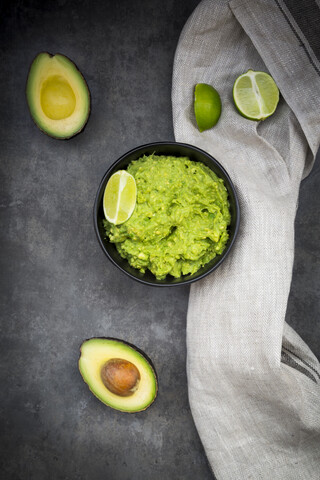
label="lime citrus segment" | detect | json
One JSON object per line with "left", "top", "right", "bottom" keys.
{"left": 103, "top": 170, "right": 137, "bottom": 225}
{"left": 194, "top": 83, "right": 222, "bottom": 132}
{"left": 233, "top": 70, "right": 279, "bottom": 121}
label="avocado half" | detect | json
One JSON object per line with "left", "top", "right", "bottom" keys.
{"left": 26, "top": 52, "right": 90, "bottom": 139}
{"left": 79, "top": 338, "right": 158, "bottom": 413}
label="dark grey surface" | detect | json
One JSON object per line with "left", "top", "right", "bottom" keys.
{"left": 0, "top": 1, "right": 319, "bottom": 479}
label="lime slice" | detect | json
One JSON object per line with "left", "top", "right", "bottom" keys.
{"left": 194, "top": 83, "right": 221, "bottom": 132}
{"left": 233, "top": 70, "right": 279, "bottom": 121}
{"left": 103, "top": 170, "right": 137, "bottom": 225}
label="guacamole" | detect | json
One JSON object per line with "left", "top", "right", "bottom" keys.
{"left": 103, "top": 154, "right": 231, "bottom": 280}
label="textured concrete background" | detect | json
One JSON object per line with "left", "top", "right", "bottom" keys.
{"left": 0, "top": 1, "right": 319, "bottom": 479}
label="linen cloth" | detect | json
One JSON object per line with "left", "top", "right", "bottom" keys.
{"left": 172, "top": 0, "right": 320, "bottom": 478}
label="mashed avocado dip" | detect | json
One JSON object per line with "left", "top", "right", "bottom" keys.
{"left": 103, "top": 154, "right": 231, "bottom": 280}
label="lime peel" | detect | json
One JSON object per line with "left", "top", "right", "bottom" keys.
{"left": 194, "top": 83, "right": 222, "bottom": 132}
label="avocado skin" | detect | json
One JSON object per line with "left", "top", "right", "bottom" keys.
{"left": 78, "top": 337, "right": 158, "bottom": 413}
{"left": 26, "top": 52, "right": 91, "bottom": 140}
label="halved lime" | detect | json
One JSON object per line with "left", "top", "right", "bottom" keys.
{"left": 233, "top": 70, "right": 279, "bottom": 121}
{"left": 194, "top": 83, "right": 222, "bottom": 132}
{"left": 103, "top": 170, "right": 137, "bottom": 225}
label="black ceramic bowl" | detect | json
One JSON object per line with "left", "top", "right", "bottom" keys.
{"left": 94, "top": 142, "right": 240, "bottom": 287}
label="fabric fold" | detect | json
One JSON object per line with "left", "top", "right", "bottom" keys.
{"left": 172, "top": 0, "right": 320, "bottom": 478}
{"left": 229, "top": 0, "right": 320, "bottom": 160}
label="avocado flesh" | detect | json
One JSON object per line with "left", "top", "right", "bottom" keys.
{"left": 79, "top": 338, "right": 158, "bottom": 412}
{"left": 26, "top": 52, "right": 90, "bottom": 139}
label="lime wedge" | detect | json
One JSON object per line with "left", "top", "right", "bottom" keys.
{"left": 194, "top": 83, "right": 221, "bottom": 132}
{"left": 103, "top": 170, "right": 137, "bottom": 225}
{"left": 233, "top": 70, "right": 279, "bottom": 121}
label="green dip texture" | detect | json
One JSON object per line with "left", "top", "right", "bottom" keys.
{"left": 103, "top": 154, "right": 231, "bottom": 280}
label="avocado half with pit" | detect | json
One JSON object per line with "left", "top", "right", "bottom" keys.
{"left": 26, "top": 52, "right": 90, "bottom": 139}
{"left": 79, "top": 338, "right": 158, "bottom": 412}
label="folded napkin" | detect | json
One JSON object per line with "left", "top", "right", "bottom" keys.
{"left": 172, "top": 0, "right": 320, "bottom": 478}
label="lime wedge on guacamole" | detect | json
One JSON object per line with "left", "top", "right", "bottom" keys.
{"left": 103, "top": 170, "right": 137, "bottom": 225}
{"left": 194, "top": 83, "right": 222, "bottom": 132}
{"left": 233, "top": 70, "right": 279, "bottom": 121}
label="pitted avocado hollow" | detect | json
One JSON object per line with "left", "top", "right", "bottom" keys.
{"left": 78, "top": 337, "right": 157, "bottom": 412}
{"left": 40, "top": 75, "right": 76, "bottom": 120}
{"left": 101, "top": 358, "right": 140, "bottom": 397}
{"left": 26, "top": 52, "right": 90, "bottom": 139}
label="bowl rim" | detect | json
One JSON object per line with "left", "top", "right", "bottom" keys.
{"left": 93, "top": 141, "right": 240, "bottom": 287}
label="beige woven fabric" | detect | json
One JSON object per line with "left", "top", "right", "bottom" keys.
{"left": 172, "top": 0, "right": 320, "bottom": 478}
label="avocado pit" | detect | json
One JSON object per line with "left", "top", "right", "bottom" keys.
{"left": 100, "top": 358, "right": 140, "bottom": 397}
